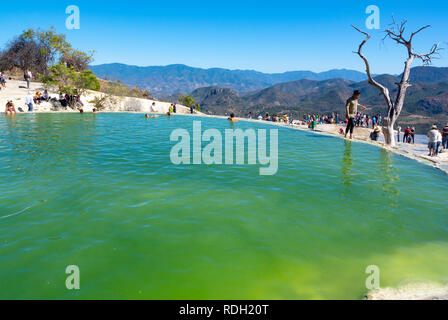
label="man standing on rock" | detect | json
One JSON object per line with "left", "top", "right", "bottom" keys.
{"left": 345, "top": 90, "right": 367, "bottom": 140}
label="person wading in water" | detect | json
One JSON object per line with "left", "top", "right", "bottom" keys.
{"left": 345, "top": 90, "right": 367, "bottom": 140}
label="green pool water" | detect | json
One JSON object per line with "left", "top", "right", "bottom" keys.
{"left": 0, "top": 113, "right": 447, "bottom": 300}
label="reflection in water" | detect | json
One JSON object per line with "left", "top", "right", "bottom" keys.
{"left": 341, "top": 140, "right": 354, "bottom": 186}
{"left": 379, "top": 149, "right": 400, "bottom": 204}
{"left": 1, "top": 114, "right": 98, "bottom": 177}
{"left": 4, "top": 114, "right": 17, "bottom": 129}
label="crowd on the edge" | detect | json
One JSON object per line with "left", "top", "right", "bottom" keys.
{"left": 427, "top": 124, "right": 447, "bottom": 157}
{"left": 241, "top": 90, "right": 447, "bottom": 157}
{"left": 3, "top": 70, "right": 88, "bottom": 114}
{"left": 247, "top": 112, "right": 295, "bottom": 125}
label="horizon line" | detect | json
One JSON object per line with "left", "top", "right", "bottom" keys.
{"left": 89, "top": 62, "right": 375, "bottom": 75}
{"left": 88, "top": 62, "right": 445, "bottom": 76}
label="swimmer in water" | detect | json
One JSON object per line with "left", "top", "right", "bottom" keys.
{"left": 166, "top": 112, "right": 171, "bottom": 117}
{"left": 228, "top": 113, "right": 239, "bottom": 123}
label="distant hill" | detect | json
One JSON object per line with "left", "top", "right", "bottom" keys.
{"left": 408, "top": 66, "right": 448, "bottom": 83}
{"left": 90, "top": 63, "right": 371, "bottom": 97}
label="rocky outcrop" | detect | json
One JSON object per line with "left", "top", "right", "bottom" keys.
{"left": 366, "top": 283, "right": 448, "bottom": 300}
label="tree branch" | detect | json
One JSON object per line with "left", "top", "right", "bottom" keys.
{"left": 384, "top": 21, "right": 440, "bottom": 65}
{"left": 414, "top": 42, "right": 442, "bottom": 65}
{"left": 410, "top": 25, "right": 431, "bottom": 42}
{"left": 352, "top": 25, "right": 393, "bottom": 110}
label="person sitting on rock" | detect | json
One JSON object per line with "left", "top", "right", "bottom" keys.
{"left": 5, "top": 100, "right": 16, "bottom": 114}
{"left": 41, "top": 90, "right": 50, "bottom": 102}
{"left": 370, "top": 127, "right": 381, "bottom": 141}
{"left": 34, "top": 91, "right": 42, "bottom": 104}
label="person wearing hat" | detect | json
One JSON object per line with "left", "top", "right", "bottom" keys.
{"left": 370, "top": 126, "right": 381, "bottom": 141}
{"left": 345, "top": 90, "right": 368, "bottom": 140}
{"left": 442, "top": 123, "right": 448, "bottom": 150}
{"left": 427, "top": 125, "right": 439, "bottom": 157}
{"left": 25, "top": 91, "right": 34, "bottom": 112}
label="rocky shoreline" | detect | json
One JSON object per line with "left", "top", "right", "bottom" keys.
{"left": 366, "top": 283, "right": 448, "bottom": 300}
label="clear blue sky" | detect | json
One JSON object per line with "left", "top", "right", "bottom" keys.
{"left": 1, "top": 0, "right": 447, "bottom": 74}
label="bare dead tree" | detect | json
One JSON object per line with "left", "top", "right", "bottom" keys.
{"left": 0, "top": 36, "right": 47, "bottom": 75}
{"left": 353, "top": 18, "right": 441, "bottom": 146}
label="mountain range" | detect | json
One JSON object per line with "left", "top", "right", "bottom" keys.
{"left": 90, "top": 63, "right": 373, "bottom": 97}
{"left": 90, "top": 63, "right": 448, "bottom": 130}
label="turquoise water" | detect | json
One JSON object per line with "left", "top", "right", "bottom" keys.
{"left": 0, "top": 113, "right": 447, "bottom": 300}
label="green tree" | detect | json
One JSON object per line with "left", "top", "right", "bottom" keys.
{"left": 61, "top": 49, "right": 95, "bottom": 72}
{"left": 22, "top": 27, "right": 70, "bottom": 72}
{"left": 41, "top": 63, "right": 100, "bottom": 107}
{"left": 179, "top": 94, "right": 195, "bottom": 108}
{"left": 22, "top": 27, "right": 94, "bottom": 73}
{"left": 0, "top": 35, "right": 46, "bottom": 74}
{"left": 76, "top": 69, "right": 100, "bottom": 92}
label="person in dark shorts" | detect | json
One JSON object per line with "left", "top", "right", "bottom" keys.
{"left": 427, "top": 125, "right": 438, "bottom": 157}
{"left": 370, "top": 127, "right": 381, "bottom": 141}
{"left": 345, "top": 90, "right": 367, "bottom": 140}
{"left": 411, "top": 127, "right": 416, "bottom": 144}
{"left": 443, "top": 123, "right": 448, "bottom": 150}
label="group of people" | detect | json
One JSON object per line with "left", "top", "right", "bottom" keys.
{"left": 427, "top": 125, "right": 447, "bottom": 157}
{"left": 4, "top": 89, "right": 84, "bottom": 114}
{"left": 169, "top": 103, "right": 177, "bottom": 114}
{"left": 5, "top": 91, "right": 35, "bottom": 114}
{"left": 144, "top": 102, "right": 178, "bottom": 118}
{"left": 188, "top": 104, "right": 200, "bottom": 114}
{"left": 232, "top": 112, "right": 293, "bottom": 124}
{"left": 33, "top": 90, "right": 50, "bottom": 104}
{"left": 398, "top": 126, "right": 416, "bottom": 144}
{"left": 303, "top": 113, "right": 340, "bottom": 125}
{"left": 254, "top": 112, "right": 294, "bottom": 124}
{"left": 351, "top": 112, "right": 383, "bottom": 128}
